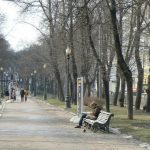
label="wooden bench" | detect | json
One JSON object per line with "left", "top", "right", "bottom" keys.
{"left": 84, "top": 111, "right": 114, "bottom": 132}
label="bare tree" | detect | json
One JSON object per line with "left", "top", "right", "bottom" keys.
{"left": 79, "top": 0, "right": 115, "bottom": 112}
{"left": 106, "top": 0, "right": 133, "bottom": 119}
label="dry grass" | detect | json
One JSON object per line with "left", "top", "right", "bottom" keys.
{"left": 110, "top": 105, "right": 150, "bottom": 143}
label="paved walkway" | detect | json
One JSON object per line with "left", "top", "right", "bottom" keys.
{"left": 0, "top": 96, "right": 149, "bottom": 150}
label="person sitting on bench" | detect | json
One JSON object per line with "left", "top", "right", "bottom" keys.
{"left": 75, "top": 101, "right": 102, "bottom": 128}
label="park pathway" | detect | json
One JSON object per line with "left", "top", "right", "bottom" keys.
{"left": 0, "top": 96, "right": 148, "bottom": 150}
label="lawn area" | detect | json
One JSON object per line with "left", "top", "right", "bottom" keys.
{"left": 46, "top": 98, "right": 150, "bottom": 144}
{"left": 46, "top": 98, "right": 92, "bottom": 113}
{"left": 110, "top": 105, "right": 150, "bottom": 143}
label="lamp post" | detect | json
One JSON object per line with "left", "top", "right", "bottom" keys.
{"left": 31, "top": 73, "right": 33, "bottom": 94}
{"left": 34, "top": 70, "right": 37, "bottom": 96}
{"left": 3, "top": 72, "right": 6, "bottom": 92}
{"left": 65, "top": 47, "right": 71, "bottom": 108}
{"left": 43, "top": 64, "right": 47, "bottom": 100}
{"left": 6, "top": 73, "right": 8, "bottom": 90}
{"left": 0, "top": 67, "right": 4, "bottom": 98}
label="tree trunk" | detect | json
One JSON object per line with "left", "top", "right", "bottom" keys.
{"left": 87, "top": 82, "right": 91, "bottom": 97}
{"left": 106, "top": 0, "right": 133, "bottom": 119}
{"left": 119, "top": 77, "right": 125, "bottom": 107}
{"left": 135, "top": 70, "right": 143, "bottom": 109}
{"left": 146, "top": 75, "right": 150, "bottom": 112}
{"left": 134, "top": 2, "right": 144, "bottom": 110}
{"left": 97, "top": 71, "right": 100, "bottom": 98}
{"left": 146, "top": 47, "right": 150, "bottom": 112}
{"left": 103, "top": 76, "right": 110, "bottom": 112}
{"left": 84, "top": 0, "right": 110, "bottom": 112}
{"left": 113, "top": 65, "right": 120, "bottom": 106}
{"left": 69, "top": 0, "right": 78, "bottom": 105}
{"left": 54, "top": 67, "right": 65, "bottom": 101}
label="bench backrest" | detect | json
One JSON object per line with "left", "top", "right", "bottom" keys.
{"left": 95, "top": 111, "right": 113, "bottom": 124}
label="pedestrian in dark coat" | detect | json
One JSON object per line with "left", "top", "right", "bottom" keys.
{"left": 20, "top": 88, "right": 25, "bottom": 102}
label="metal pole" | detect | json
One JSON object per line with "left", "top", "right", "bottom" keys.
{"left": 3, "top": 75, "right": 5, "bottom": 93}
{"left": 65, "top": 55, "right": 71, "bottom": 108}
{"left": 30, "top": 74, "right": 33, "bottom": 94}
{"left": 6, "top": 74, "right": 8, "bottom": 92}
{"left": 2, "top": 71, "right": 4, "bottom": 97}
{"left": 1, "top": 70, "right": 3, "bottom": 98}
{"left": 1, "top": 71, "right": 2, "bottom": 98}
{"left": 34, "top": 73, "right": 36, "bottom": 96}
{"left": 30, "top": 75, "right": 32, "bottom": 94}
{"left": 44, "top": 71, "right": 47, "bottom": 100}
{"left": 32, "top": 75, "right": 34, "bottom": 94}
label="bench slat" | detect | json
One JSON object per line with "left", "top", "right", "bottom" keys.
{"left": 84, "top": 111, "right": 114, "bottom": 132}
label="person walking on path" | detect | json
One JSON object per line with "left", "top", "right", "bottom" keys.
{"left": 12, "top": 89, "right": 16, "bottom": 102}
{"left": 24, "top": 89, "right": 29, "bottom": 102}
{"left": 20, "top": 88, "right": 25, "bottom": 102}
{"left": 5, "top": 90, "right": 9, "bottom": 100}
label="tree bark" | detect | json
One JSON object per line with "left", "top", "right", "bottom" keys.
{"left": 134, "top": 2, "right": 144, "bottom": 110}
{"left": 84, "top": 0, "right": 110, "bottom": 112}
{"left": 146, "top": 75, "right": 150, "bottom": 112}
{"left": 69, "top": 0, "right": 78, "bottom": 104}
{"left": 106, "top": 0, "right": 133, "bottom": 119}
{"left": 113, "top": 65, "right": 120, "bottom": 106}
{"left": 119, "top": 77, "right": 125, "bottom": 107}
{"left": 54, "top": 66, "right": 65, "bottom": 101}
{"left": 103, "top": 77, "right": 110, "bottom": 112}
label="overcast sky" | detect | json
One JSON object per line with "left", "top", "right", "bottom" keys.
{"left": 0, "top": 0, "right": 41, "bottom": 52}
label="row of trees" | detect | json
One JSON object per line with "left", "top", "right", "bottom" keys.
{"left": 0, "top": 35, "right": 16, "bottom": 69}
{"left": 1, "top": 0, "right": 150, "bottom": 119}
{"left": 0, "top": 10, "right": 18, "bottom": 69}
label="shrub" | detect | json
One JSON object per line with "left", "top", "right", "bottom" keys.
{"left": 83, "top": 96, "right": 105, "bottom": 108}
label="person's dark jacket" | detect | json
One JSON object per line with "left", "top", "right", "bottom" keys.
{"left": 86, "top": 106, "right": 101, "bottom": 120}
{"left": 5, "top": 90, "right": 9, "bottom": 96}
{"left": 20, "top": 89, "right": 25, "bottom": 97}
{"left": 93, "top": 106, "right": 101, "bottom": 118}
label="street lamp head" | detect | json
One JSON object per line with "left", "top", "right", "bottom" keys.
{"left": 34, "top": 70, "right": 37, "bottom": 74}
{"left": 66, "top": 47, "right": 71, "bottom": 56}
{"left": 43, "top": 64, "right": 47, "bottom": 69}
{"left": 0, "top": 67, "right": 3, "bottom": 71}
